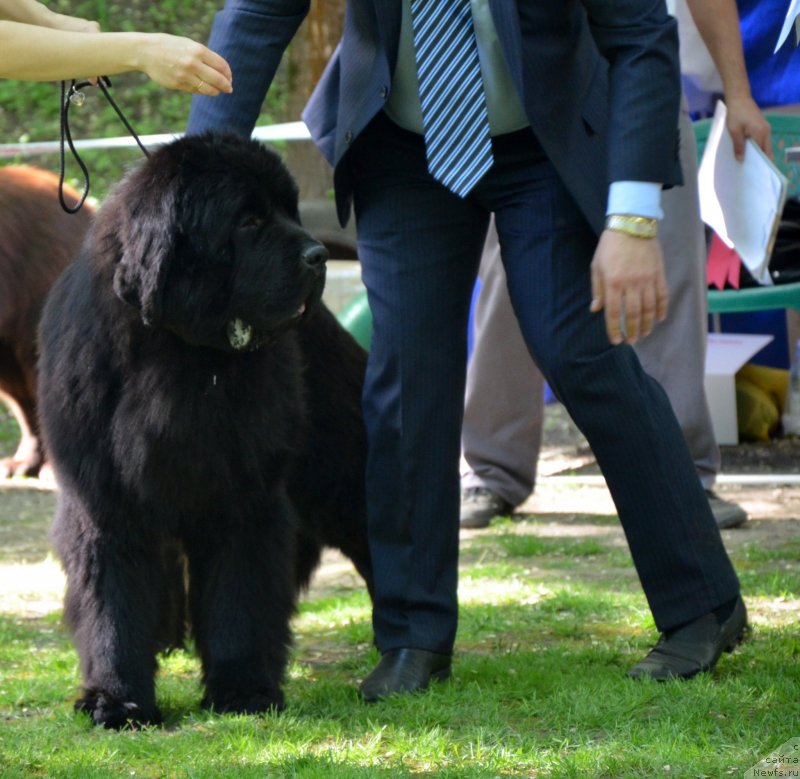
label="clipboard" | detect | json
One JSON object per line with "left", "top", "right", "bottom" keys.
{"left": 697, "top": 101, "right": 789, "bottom": 285}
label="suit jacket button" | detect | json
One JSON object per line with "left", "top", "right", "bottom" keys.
{"left": 345, "top": 131, "right": 353, "bottom": 144}
{"left": 380, "top": 86, "right": 388, "bottom": 99}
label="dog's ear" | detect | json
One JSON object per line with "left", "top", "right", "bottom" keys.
{"left": 112, "top": 176, "right": 178, "bottom": 326}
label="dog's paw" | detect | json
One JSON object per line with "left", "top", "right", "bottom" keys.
{"left": 75, "top": 689, "right": 161, "bottom": 729}
{"left": 202, "top": 685, "right": 285, "bottom": 715}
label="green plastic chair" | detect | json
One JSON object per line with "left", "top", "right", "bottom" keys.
{"left": 694, "top": 111, "right": 800, "bottom": 315}
{"left": 336, "top": 288, "right": 371, "bottom": 350}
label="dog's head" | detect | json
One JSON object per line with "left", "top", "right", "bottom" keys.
{"left": 109, "top": 132, "right": 328, "bottom": 351}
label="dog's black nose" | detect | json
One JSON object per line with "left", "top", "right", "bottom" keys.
{"left": 301, "top": 244, "right": 328, "bottom": 269}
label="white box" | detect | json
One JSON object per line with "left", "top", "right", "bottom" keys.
{"left": 704, "top": 333, "right": 774, "bottom": 444}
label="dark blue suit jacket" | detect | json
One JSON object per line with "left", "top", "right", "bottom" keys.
{"left": 188, "top": 0, "right": 682, "bottom": 233}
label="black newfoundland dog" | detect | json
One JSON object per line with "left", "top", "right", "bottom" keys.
{"left": 37, "top": 132, "right": 372, "bottom": 729}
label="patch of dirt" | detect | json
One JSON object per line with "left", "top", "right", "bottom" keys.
{"left": 524, "top": 398, "right": 800, "bottom": 549}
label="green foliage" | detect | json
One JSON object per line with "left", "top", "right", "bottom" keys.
{"left": 0, "top": 0, "right": 288, "bottom": 200}
{"left": 0, "top": 407, "right": 17, "bottom": 453}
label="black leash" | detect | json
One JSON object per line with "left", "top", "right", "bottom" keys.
{"left": 58, "top": 77, "right": 151, "bottom": 214}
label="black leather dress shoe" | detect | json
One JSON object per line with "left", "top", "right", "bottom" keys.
{"left": 359, "top": 648, "right": 452, "bottom": 702}
{"left": 628, "top": 596, "right": 748, "bottom": 680}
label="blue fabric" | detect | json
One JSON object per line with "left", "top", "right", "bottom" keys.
{"left": 738, "top": 0, "right": 800, "bottom": 107}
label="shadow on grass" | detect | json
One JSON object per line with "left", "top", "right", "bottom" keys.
{"left": 0, "top": 587, "right": 798, "bottom": 779}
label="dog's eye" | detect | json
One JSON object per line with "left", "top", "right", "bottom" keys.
{"left": 239, "top": 215, "right": 265, "bottom": 230}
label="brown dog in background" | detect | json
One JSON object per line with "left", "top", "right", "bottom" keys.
{"left": 0, "top": 166, "right": 93, "bottom": 478}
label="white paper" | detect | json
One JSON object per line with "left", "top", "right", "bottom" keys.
{"left": 705, "top": 333, "right": 774, "bottom": 375}
{"left": 697, "top": 101, "right": 788, "bottom": 285}
{"left": 775, "top": 0, "right": 800, "bottom": 52}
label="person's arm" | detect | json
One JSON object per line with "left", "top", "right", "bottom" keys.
{"left": 580, "top": 1, "right": 680, "bottom": 345}
{"left": 684, "top": 0, "right": 772, "bottom": 160}
{"left": 0, "top": 0, "right": 104, "bottom": 40}
{"left": 0, "top": 21, "right": 232, "bottom": 94}
{"left": 0, "top": 0, "right": 93, "bottom": 28}
{"left": 187, "top": 0, "right": 310, "bottom": 136}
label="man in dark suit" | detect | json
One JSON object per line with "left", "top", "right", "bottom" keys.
{"left": 188, "top": 0, "right": 747, "bottom": 700}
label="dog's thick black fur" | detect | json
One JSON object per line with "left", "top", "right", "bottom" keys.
{"left": 37, "top": 132, "right": 372, "bottom": 729}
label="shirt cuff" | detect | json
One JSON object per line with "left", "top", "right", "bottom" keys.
{"left": 606, "top": 181, "right": 664, "bottom": 220}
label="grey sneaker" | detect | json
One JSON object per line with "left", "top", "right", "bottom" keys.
{"left": 460, "top": 487, "right": 513, "bottom": 529}
{"left": 705, "top": 490, "right": 748, "bottom": 529}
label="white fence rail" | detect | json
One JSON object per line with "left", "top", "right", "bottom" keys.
{"left": 0, "top": 121, "right": 312, "bottom": 159}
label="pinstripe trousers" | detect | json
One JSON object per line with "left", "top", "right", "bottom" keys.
{"left": 350, "top": 111, "right": 739, "bottom": 655}
{"left": 462, "top": 101, "right": 720, "bottom": 505}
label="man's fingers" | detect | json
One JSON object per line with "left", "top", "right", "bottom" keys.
{"left": 603, "top": 290, "right": 624, "bottom": 345}
{"left": 591, "top": 263, "right": 626, "bottom": 344}
{"left": 639, "top": 284, "right": 656, "bottom": 339}
{"left": 624, "top": 290, "right": 643, "bottom": 344}
{"left": 590, "top": 262, "right": 603, "bottom": 313}
{"left": 591, "top": 228, "right": 668, "bottom": 346}
{"left": 655, "top": 270, "right": 669, "bottom": 322}
{"left": 758, "top": 126, "right": 774, "bottom": 160}
{"left": 729, "top": 126, "right": 747, "bottom": 161}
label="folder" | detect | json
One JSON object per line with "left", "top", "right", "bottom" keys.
{"left": 697, "top": 100, "right": 789, "bottom": 286}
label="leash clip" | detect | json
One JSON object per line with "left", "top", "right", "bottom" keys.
{"left": 58, "top": 76, "right": 147, "bottom": 215}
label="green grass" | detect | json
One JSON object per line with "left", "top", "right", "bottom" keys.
{"left": 0, "top": 504, "right": 798, "bottom": 778}
{"left": 0, "top": 406, "right": 17, "bottom": 452}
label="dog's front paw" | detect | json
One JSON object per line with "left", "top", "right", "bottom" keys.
{"left": 202, "top": 685, "right": 285, "bottom": 715}
{"left": 75, "top": 689, "right": 161, "bottom": 729}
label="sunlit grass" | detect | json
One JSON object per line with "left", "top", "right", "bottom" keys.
{"left": 1, "top": 508, "right": 798, "bottom": 777}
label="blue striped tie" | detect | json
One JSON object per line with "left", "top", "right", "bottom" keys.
{"left": 412, "top": 0, "right": 494, "bottom": 197}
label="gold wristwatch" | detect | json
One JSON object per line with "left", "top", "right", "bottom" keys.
{"left": 604, "top": 214, "right": 659, "bottom": 240}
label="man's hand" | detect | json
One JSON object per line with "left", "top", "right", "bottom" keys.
{"left": 590, "top": 230, "right": 669, "bottom": 345}
{"left": 726, "top": 94, "right": 773, "bottom": 161}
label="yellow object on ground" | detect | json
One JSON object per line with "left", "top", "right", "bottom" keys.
{"left": 735, "top": 363, "right": 790, "bottom": 441}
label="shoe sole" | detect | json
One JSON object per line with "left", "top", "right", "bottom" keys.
{"left": 460, "top": 517, "right": 493, "bottom": 529}
{"left": 690, "top": 623, "right": 750, "bottom": 679}
{"left": 688, "top": 623, "right": 750, "bottom": 679}
{"left": 629, "top": 619, "right": 750, "bottom": 681}
{"left": 723, "top": 623, "right": 751, "bottom": 655}
{"left": 460, "top": 509, "right": 513, "bottom": 529}
{"left": 360, "top": 666, "right": 452, "bottom": 703}
{"left": 431, "top": 667, "right": 452, "bottom": 683}
{"left": 716, "top": 515, "right": 748, "bottom": 530}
